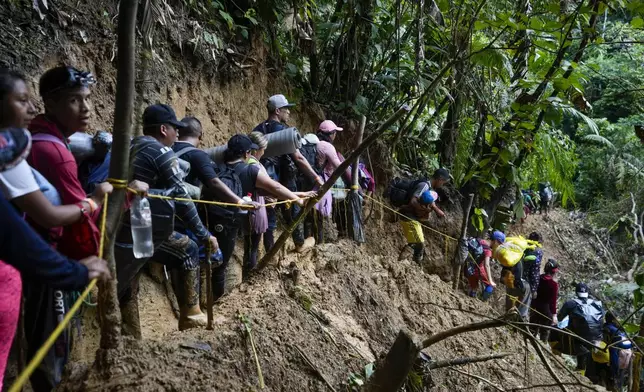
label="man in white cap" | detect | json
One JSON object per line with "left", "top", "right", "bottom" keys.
{"left": 253, "top": 94, "right": 322, "bottom": 251}
{"left": 558, "top": 282, "right": 604, "bottom": 376}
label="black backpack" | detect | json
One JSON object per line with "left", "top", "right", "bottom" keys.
{"left": 300, "top": 143, "right": 319, "bottom": 171}
{"left": 204, "top": 163, "right": 245, "bottom": 219}
{"left": 569, "top": 298, "right": 604, "bottom": 342}
{"left": 385, "top": 178, "right": 426, "bottom": 207}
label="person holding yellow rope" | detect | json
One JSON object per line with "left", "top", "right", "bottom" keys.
{"left": 115, "top": 104, "right": 218, "bottom": 333}
{"left": 0, "top": 127, "right": 112, "bottom": 391}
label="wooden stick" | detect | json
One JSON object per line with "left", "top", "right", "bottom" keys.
{"left": 429, "top": 352, "right": 513, "bottom": 369}
{"left": 240, "top": 314, "right": 264, "bottom": 389}
{"left": 256, "top": 105, "right": 411, "bottom": 271}
{"left": 294, "top": 344, "right": 337, "bottom": 392}
{"left": 452, "top": 193, "right": 474, "bottom": 290}
{"left": 448, "top": 367, "right": 506, "bottom": 392}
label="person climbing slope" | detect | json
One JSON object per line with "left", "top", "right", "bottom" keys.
{"left": 464, "top": 236, "right": 496, "bottom": 300}
{"left": 252, "top": 94, "right": 323, "bottom": 252}
{"left": 117, "top": 104, "right": 218, "bottom": 333}
{"left": 398, "top": 189, "right": 440, "bottom": 264}
{"left": 558, "top": 282, "right": 605, "bottom": 376}
{"left": 530, "top": 259, "right": 560, "bottom": 341}
{"left": 603, "top": 312, "right": 633, "bottom": 389}
{"left": 242, "top": 132, "right": 315, "bottom": 279}
{"left": 523, "top": 231, "right": 544, "bottom": 300}
{"left": 489, "top": 230, "right": 531, "bottom": 319}
{"left": 204, "top": 134, "right": 313, "bottom": 287}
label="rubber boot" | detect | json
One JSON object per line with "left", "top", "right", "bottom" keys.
{"left": 121, "top": 279, "right": 142, "bottom": 339}
{"left": 178, "top": 268, "right": 207, "bottom": 331}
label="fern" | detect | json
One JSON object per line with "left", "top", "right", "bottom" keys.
{"left": 582, "top": 134, "right": 616, "bottom": 149}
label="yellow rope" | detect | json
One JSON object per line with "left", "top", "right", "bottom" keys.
{"left": 9, "top": 196, "right": 109, "bottom": 392}
{"left": 361, "top": 192, "right": 458, "bottom": 241}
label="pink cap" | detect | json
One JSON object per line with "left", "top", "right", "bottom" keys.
{"left": 319, "top": 120, "right": 343, "bottom": 133}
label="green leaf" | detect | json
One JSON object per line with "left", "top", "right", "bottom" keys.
{"left": 624, "top": 323, "right": 640, "bottom": 335}
{"left": 219, "top": 10, "right": 234, "bottom": 30}
{"left": 632, "top": 17, "right": 644, "bottom": 29}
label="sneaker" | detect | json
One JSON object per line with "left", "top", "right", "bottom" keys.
{"left": 179, "top": 312, "right": 208, "bottom": 331}
{"left": 294, "top": 237, "right": 315, "bottom": 253}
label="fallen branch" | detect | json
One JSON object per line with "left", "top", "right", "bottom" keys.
{"left": 293, "top": 344, "right": 337, "bottom": 392}
{"left": 422, "top": 315, "right": 512, "bottom": 348}
{"left": 510, "top": 382, "right": 603, "bottom": 391}
{"left": 585, "top": 227, "right": 619, "bottom": 273}
{"left": 525, "top": 331, "right": 568, "bottom": 392}
{"left": 448, "top": 367, "right": 506, "bottom": 392}
{"left": 239, "top": 313, "right": 265, "bottom": 389}
{"left": 429, "top": 352, "right": 513, "bottom": 369}
{"left": 552, "top": 226, "right": 577, "bottom": 263}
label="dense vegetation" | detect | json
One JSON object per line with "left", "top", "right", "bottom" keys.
{"left": 177, "top": 0, "right": 643, "bottom": 311}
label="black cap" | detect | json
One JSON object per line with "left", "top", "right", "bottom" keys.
{"left": 142, "top": 104, "right": 187, "bottom": 129}
{"left": 228, "top": 134, "right": 259, "bottom": 153}
{"left": 433, "top": 168, "right": 451, "bottom": 181}
{"left": 544, "top": 259, "right": 559, "bottom": 274}
{"left": 576, "top": 282, "right": 589, "bottom": 298}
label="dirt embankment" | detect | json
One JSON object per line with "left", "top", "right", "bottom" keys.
{"left": 56, "top": 205, "right": 604, "bottom": 392}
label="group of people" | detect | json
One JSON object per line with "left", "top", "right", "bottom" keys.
{"left": 518, "top": 183, "right": 554, "bottom": 223}
{"left": 0, "top": 65, "right": 370, "bottom": 391}
{"left": 465, "top": 229, "right": 633, "bottom": 390}
{"left": 0, "top": 63, "right": 636, "bottom": 392}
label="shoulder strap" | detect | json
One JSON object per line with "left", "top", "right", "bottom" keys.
{"left": 175, "top": 146, "right": 199, "bottom": 158}
{"left": 32, "top": 133, "right": 67, "bottom": 149}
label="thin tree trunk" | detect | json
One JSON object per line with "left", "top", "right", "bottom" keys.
{"left": 452, "top": 193, "right": 474, "bottom": 290}
{"left": 98, "top": 0, "right": 139, "bottom": 350}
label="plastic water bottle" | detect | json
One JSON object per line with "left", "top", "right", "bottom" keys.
{"left": 239, "top": 193, "right": 252, "bottom": 215}
{"left": 131, "top": 196, "right": 154, "bottom": 259}
{"left": 210, "top": 248, "right": 224, "bottom": 268}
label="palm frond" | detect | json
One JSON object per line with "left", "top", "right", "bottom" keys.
{"left": 558, "top": 105, "right": 600, "bottom": 134}
{"left": 582, "top": 134, "right": 616, "bottom": 149}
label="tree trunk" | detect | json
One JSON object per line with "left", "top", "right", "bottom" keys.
{"left": 98, "top": 0, "right": 139, "bottom": 350}
{"left": 363, "top": 330, "right": 421, "bottom": 392}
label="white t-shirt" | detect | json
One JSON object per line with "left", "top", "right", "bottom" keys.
{"left": 0, "top": 160, "right": 39, "bottom": 200}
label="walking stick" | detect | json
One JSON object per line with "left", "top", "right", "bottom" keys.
{"left": 203, "top": 205, "right": 214, "bottom": 330}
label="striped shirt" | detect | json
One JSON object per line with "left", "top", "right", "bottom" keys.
{"left": 131, "top": 136, "right": 210, "bottom": 242}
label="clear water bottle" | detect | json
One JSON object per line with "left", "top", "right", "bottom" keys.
{"left": 131, "top": 196, "right": 154, "bottom": 259}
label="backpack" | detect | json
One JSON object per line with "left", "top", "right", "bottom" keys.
{"left": 298, "top": 142, "right": 320, "bottom": 190}
{"left": 300, "top": 143, "right": 319, "bottom": 172}
{"left": 357, "top": 163, "right": 376, "bottom": 193}
{"left": 569, "top": 298, "right": 604, "bottom": 342}
{"left": 385, "top": 178, "right": 426, "bottom": 207}
{"left": 464, "top": 238, "right": 487, "bottom": 278}
{"left": 174, "top": 146, "right": 203, "bottom": 199}
{"left": 204, "top": 162, "right": 248, "bottom": 220}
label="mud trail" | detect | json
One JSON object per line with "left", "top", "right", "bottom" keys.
{"left": 57, "top": 218, "right": 598, "bottom": 392}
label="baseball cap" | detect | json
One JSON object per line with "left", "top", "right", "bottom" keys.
{"left": 544, "top": 259, "right": 559, "bottom": 274}
{"left": 267, "top": 94, "right": 295, "bottom": 111}
{"left": 433, "top": 168, "right": 451, "bottom": 181}
{"left": 576, "top": 282, "right": 589, "bottom": 298}
{"left": 142, "top": 104, "right": 187, "bottom": 129}
{"left": 0, "top": 128, "right": 31, "bottom": 172}
{"left": 319, "top": 120, "right": 343, "bottom": 133}
{"left": 228, "top": 134, "right": 259, "bottom": 153}
{"left": 491, "top": 230, "right": 506, "bottom": 243}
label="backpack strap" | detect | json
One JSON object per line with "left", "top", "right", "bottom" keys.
{"left": 32, "top": 133, "right": 68, "bottom": 149}
{"left": 175, "top": 146, "right": 199, "bottom": 159}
